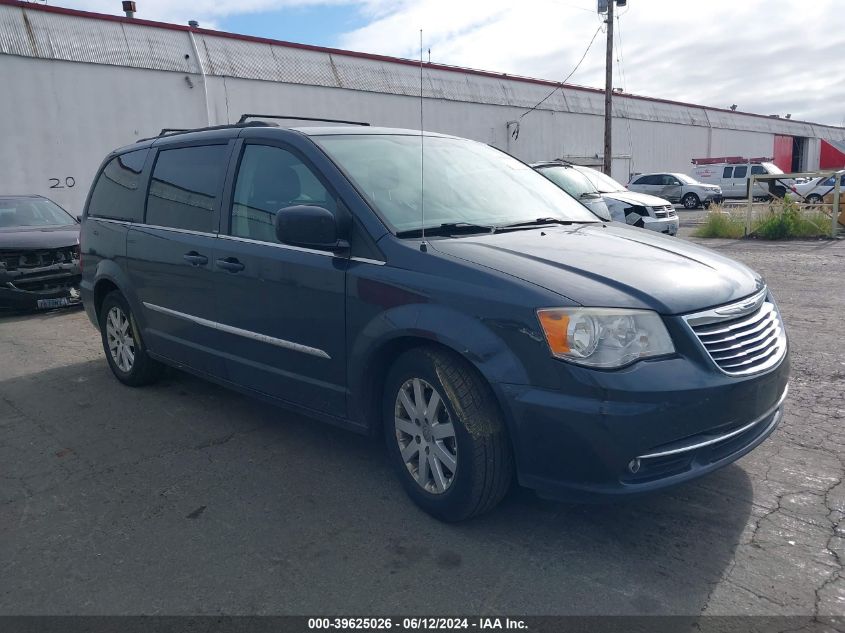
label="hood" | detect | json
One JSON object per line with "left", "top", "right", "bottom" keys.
{"left": 0, "top": 224, "right": 80, "bottom": 250}
{"left": 429, "top": 223, "right": 763, "bottom": 315}
{"left": 601, "top": 190, "right": 672, "bottom": 207}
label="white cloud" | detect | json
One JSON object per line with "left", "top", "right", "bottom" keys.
{"left": 51, "top": 0, "right": 845, "bottom": 124}
{"left": 338, "top": 0, "right": 845, "bottom": 125}
{"left": 53, "top": 0, "right": 354, "bottom": 29}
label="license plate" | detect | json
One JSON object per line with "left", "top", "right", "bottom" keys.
{"left": 36, "top": 297, "right": 70, "bottom": 309}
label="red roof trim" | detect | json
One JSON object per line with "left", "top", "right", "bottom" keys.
{"left": 2, "top": 0, "right": 842, "bottom": 131}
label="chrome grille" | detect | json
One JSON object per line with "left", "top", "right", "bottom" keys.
{"left": 684, "top": 290, "right": 787, "bottom": 376}
{"left": 653, "top": 205, "right": 675, "bottom": 218}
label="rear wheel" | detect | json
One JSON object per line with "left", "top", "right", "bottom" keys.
{"left": 682, "top": 193, "right": 700, "bottom": 209}
{"left": 807, "top": 194, "right": 823, "bottom": 204}
{"left": 99, "top": 291, "right": 164, "bottom": 386}
{"left": 383, "top": 347, "right": 513, "bottom": 521}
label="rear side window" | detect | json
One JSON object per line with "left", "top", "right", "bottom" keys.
{"left": 146, "top": 145, "right": 228, "bottom": 232}
{"left": 88, "top": 149, "right": 148, "bottom": 221}
{"left": 722, "top": 167, "right": 733, "bottom": 178}
{"left": 750, "top": 165, "right": 766, "bottom": 175}
{"left": 734, "top": 166, "right": 748, "bottom": 178}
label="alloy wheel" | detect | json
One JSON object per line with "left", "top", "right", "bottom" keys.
{"left": 394, "top": 377, "right": 458, "bottom": 494}
{"left": 106, "top": 306, "right": 135, "bottom": 373}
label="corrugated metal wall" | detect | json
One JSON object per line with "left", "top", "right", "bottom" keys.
{"left": 2, "top": 1, "right": 845, "bottom": 212}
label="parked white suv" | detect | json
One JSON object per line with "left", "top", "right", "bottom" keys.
{"left": 571, "top": 165, "right": 679, "bottom": 235}
{"left": 691, "top": 160, "right": 787, "bottom": 199}
{"left": 628, "top": 173, "right": 722, "bottom": 209}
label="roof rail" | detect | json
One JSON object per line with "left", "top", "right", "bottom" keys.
{"left": 237, "top": 114, "right": 370, "bottom": 126}
{"left": 136, "top": 120, "right": 278, "bottom": 143}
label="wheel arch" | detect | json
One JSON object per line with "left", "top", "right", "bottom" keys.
{"left": 348, "top": 305, "right": 530, "bottom": 442}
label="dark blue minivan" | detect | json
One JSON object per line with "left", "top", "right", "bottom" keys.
{"left": 80, "top": 120, "right": 789, "bottom": 521}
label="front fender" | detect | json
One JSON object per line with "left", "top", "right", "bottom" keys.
{"left": 347, "top": 303, "right": 531, "bottom": 442}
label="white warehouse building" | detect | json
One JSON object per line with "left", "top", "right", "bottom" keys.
{"left": 2, "top": 0, "right": 845, "bottom": 214}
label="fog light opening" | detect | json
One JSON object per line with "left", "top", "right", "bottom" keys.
{"left": 628, "top": 458, "right": 641, "bottom": 474}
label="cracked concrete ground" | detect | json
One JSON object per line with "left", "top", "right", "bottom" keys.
{"left": 0, "top": 238, "right": 843, "bottom": 618}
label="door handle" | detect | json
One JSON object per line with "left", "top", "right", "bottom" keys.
{"left": 216, "top": 257, "right": 245, "bottom": 273}
{"left": 183, "top": 251, "right": 208, "bottom": 266}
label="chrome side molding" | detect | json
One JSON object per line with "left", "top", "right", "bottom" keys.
{"left": 142, "top": 302, "right": 331, "bottom": 359}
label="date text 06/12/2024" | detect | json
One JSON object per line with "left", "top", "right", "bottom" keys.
{"left": 307, "top": 618, "right": 528, "bottom": 630}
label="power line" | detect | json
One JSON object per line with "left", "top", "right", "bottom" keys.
{"left": 615, "top": 11, "right": 634, "bottom": 175}
{"left": 519, "top": 23, "right": 603, "bottom": 121}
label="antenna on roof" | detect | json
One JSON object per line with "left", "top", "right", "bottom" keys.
{"left": 419, "top": 29, "right": 426, "bottom": 253}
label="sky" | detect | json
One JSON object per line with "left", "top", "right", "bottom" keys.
{"left": 54, "top": 0, "right": 845, "bottom": 126}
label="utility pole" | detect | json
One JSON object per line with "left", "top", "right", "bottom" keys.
{"left": 602, "top": 0, "right": 614, "bottom": 176}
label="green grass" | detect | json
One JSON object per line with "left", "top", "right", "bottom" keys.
{"left": 694, "top": 201, "right": 833, "bottom": 239}
{"left": 692, "top": 207, "right": 746, "bottom": 238}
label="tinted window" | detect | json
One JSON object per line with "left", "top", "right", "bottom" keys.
{"left": 821, "top": 177, "right": 834, "bottom": 187}
{"left": 734, "top": 166, "right": 748, "bottom": 178}
{"left": 146, "top": 145, "right": 228, "bottom": 232}
{"left": 662, "top": 175, "right": 680, "bottom": 185}
{"left": 632, "top": 175, "right": 651, "bottom": 185}
{"left": 722, "top": 167, "right": 733, "bottom": 178}
{"left": 88, "top": 149, "right": 148, "bottom": 221}
{"left": 750, "top": 165, "right": 766, "bottom": 175}
{"left": 230, "top": 145, "right": 337, "bottom": 243}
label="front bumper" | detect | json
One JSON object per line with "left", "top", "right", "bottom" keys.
{"left": 498, "top": 349, "right": 789, "bottom": 501}
{"left": 642, "top": 215, "right": 679, "bottom": 235}
{"left": 0, "top": 267, "right": 82, "bottom": 311}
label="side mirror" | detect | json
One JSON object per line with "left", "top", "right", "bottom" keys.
{"left": 76, "top": 214, "right": 83, "bottom": 223}
{"left": 274, "top": 205, "right": 348, "bottom": 252}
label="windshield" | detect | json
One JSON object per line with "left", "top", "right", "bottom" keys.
{"left": 315, "top": 134, "right": 598, "bottom": 233}
{"left": 574, "top": 167, "right": 627, "bottom": 193}
{"left": 536, "top": 166, "right": 599, "bottom": 198}
{"left": 676, "top": 174, "right": 698, "bottom": 185}
{"left": 0, "top": 198, "right": 75, "bottom": 229}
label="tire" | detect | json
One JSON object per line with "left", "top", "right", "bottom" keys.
{"left": 99, "top": 291, "right": 164, "bottom": 386}
{"left": 382, "top": 346, "right": 513, "bottom": 521}
{"left": 807, "top": 194, "right": 823, "bottom": 205}
{"left": 682, "top": 193, "right": 700, "bottom": 209}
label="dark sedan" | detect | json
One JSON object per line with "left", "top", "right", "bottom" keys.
{"left": 0, "top": 195, "right": 81, "bottom": 311}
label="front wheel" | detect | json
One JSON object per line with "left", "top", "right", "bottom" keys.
{"left": 682, "top": 193, "right": 700, "bottom": 209}
{"left": 383, "top": 347, "right": 513, "bottom": 521}
{"left": 99, "top": 291, "right": 164, "bottom": 386}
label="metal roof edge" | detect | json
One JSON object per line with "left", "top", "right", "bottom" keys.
{"left": 2, "top": 0, "right": 843, "bottom": 132}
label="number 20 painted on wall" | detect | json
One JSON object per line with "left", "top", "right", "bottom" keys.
{"left": 49, "top": 177, "right": 76, "bottom": 189}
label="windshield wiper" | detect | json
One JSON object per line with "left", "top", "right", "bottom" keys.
{"left": 395, "top": 222, "right": 495, "bottom": 238}
{"left": 497, "top": 217, "right": 594, "bottom": 229}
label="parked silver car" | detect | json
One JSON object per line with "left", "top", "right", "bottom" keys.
{"left": 628, "top": 172, "right": 723, "bottom": 209}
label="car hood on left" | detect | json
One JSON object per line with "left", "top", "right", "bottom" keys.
{"left": 601, "top": 190, "right": 672, "bottom": 208}
{"left": 0, "top": 225, "right": 80, "bottom": 250}
{"left": 429, "top": 223, "right": 763, "bottom": 315}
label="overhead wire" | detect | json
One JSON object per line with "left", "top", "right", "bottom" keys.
{"left": 517, "top": 22, "right": 603, "bottom": 126}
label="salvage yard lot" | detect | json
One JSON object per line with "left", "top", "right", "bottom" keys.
{"left": 1, "top": 237, "right": 843, "bottom": 616}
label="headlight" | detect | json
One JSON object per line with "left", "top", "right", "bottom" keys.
{"left": 536, "top": 308, "right": 675, "bottom": 368}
